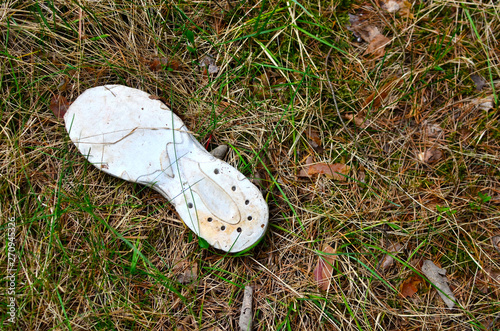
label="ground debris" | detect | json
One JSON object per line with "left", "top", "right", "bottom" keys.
{"left": 347, "top": 11, "right": 391, "bottom": 57}
{"left": 305, "top": 126, "right": 322, "bottom": 151}
{"left": 492, "top": 236, "right": 500, "bottom": 254}
{"left": 209, "top": 144, "right": 229, "bottom": 160}
{"left": 148, "top": 57, "right": 180, "bottom": 71}
{"left": 239, "top": 286, "right": 253, "bottom": 331}
{"left": 421, "top": 260, "right": 457, "bottom": 308}
{"left": 363, "top": 77, "right": 401, "bottom": 110}
{"left": 378, "top": 242, "right": 403, "bottom": 270}
{"left": 199, "top": 54, "right": 219, "bottom": 74}
{"left": 471, "top": 73, "right": 487, "bottom": 91}
{"left": 344, "top": 113, "right": 368, "bottom": 128}
{"left": 173, "top": 260, "right": 198, "bottom": 284}
{"left": 422, "top": 120, "right": 443, "bottom": 139}
{"left": 417, "top": 148, "right": 443, "bottom": 164}
{"left": 298, "top": 159, "right": 350, "bottom": 181}
{"left": 49, "top": 95, "right": 70, "bottom": 119}
{"left": 400, "top": 275, "right": 423, "bottom": 298}
{"left": 472, "top": 96, "right": 495, "bottom": 111}
{"left": 314, "top": 244, "right": 337, "bottom": 291}
{"left": 380, "top": 0, "right": 413, "bottom": 18}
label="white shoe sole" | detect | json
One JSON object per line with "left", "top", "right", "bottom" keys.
{"left": 64, "top": 85, "right": 268, "bottom": 252}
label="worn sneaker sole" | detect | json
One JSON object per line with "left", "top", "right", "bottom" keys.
{"left": 64, "top": 85, "right": 268, "bottom": 252}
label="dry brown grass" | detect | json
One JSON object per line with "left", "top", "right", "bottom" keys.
{"left": 1, "top": 0, "right": 500, "bottom": 330}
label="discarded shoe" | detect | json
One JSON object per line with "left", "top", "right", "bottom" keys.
{"left": 64, "top": 85, "right": 268, "bottom": 252}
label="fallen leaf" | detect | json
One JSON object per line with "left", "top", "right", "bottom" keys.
{"left": 363, "top": 78, "right": 400, "bottom": 110}
{"left": 477, "top": 267, "right": 500, "bottom": 295}
{"left": 400, "top": 275, "right": 423, "bottom": 298}
{"left": 314, "top": 244, "right": 337, "bottom": 291}
{"left": 458, "top": 127, "right": 473, "bottom": 144}
{"left": 381, "top": 0, "right": 413, "bottom": 18}
{"left": 417, "top": 148, "right": 443, "bottom": 164}
{"left": 250, "top": 169, "right": 265, "bottom": 188}
{"left": 173, "top": 260, "right": 198, "bottom": 284}
{"left": 472, "top": 96, "right": 494, "bottom": 111}
{"left": 149, "top": 57, "right": 179, "bottom": 71}
{"left": 379, "top": 242, "right": 403, "bottom": 270}
{"left": 483, "top": 268, "right": 500, "bottom": 282}
{"left": 305, "top": 126, "right": 322, "bottom": 150}
{"left": 365, "top": 32, "right": 391, "bottom": 57}
{"left": 49, "top": 95, "right": 70, "bottom": 119}
{"left": 471, "top": 74, "right": 487, "bottom": 91}
{"left": 382, "top": 0, "right": 400, "bottom": 13}
{"left": 421, "top": 260, "right": 457, "bottom": 308}
{"left": 57, "top": 76, "right": 69, "bottom": 91}
{"left": 492, "top": 236, "right": 500, "bottom": 254}
{"left": 347, "top": 13, "right": 374, "bottom": 43}
{"left": 199, "top": 54, "right": 219, "bottom": 74}
{"left": 299, "top": 162, "right": 350, "bottom": 181}
{"left": 344, "top": 113, "right": 368, "bottom": 128}
{"left": 348, "top": 10, "right": 392, "bottom": 58}
{"left": 399, "top": 0, "right": 413, "bottom": 18}
{"left": 251, "top": 72, "right": 271, "bottom": 98}
{"left": 422, "top": 121, "right": 443, "bottom": 138}
{"left": 357, "top": 169, "right": 366, "bottom": 184}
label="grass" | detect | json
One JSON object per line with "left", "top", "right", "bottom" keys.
{"left": 1, "top": 0, "right": 500, "bottom": 329}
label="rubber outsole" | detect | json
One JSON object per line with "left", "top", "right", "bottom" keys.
{"left": 64, "top": 85, "right": 268, "bottom": 252}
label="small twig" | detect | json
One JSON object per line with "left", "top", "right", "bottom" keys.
{"left": 239, "top": 286, "right": 253, "bottom": 331}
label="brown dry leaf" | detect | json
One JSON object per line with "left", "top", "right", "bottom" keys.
{"left": 305, "top": 127, "right": 322, "bottom": 150}
{"left": 344, "top": 113, "right": 367, "bottom": 128}
{"left": 57, "top": 76, "right": 69, "bottom": 91}
{"left": 379, "top": 242, "right": 403, "bottom": 270}
{"left": 365, "top": 32, "right": 391, "bottom": 57}
{"left": 347, "top": 13, "right": 376, "bottom": 43}
{"left": 422, "top": 121, "right": 443, "bottom": 138}
{"left": 492, "top": 236, "right": 500, "bottom": 254}
{"left": 363, "top": 77, "right": 400, "bottom": 110}
{"left": 173, "top": 260, "right": 198, "bottom": 284}
{"left": 399, "top": 0, "right": 413, "bottom": 18}
{"left": 347, "top": 11, "right": 392, "bottom": 56}
{"left": 400, "top": 275, "right": 423, "bottom": 298}
{"left": 314, "top": 244, "right": 336, "bottom": 291}
{"left": 483, "top": 268, "right": 500, "bottom": 283}
{"left": 381, "top": 0, "right": 413, "bottom": 18}
{"left": 149, "top": 57, "right": 180, "bottom": 71}
{"left": 299, "top": 162, "right": 350, "bottom": 181}
{"left": 417, "top": 148, "right": 443, "bottom": 164}
{"left": 49, "top": 95, "right": 70, "bottom": 119}
{"left": 477, "top": 267, "right": 500, "bottom": 294}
